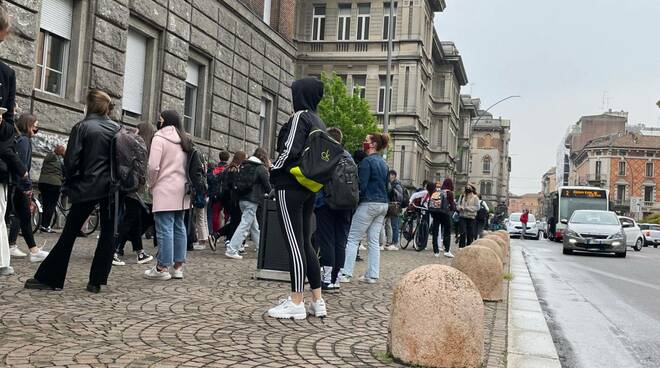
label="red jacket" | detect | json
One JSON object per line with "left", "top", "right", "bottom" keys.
{"left": 521, "top": 213, "right": 529, "bottom": 224}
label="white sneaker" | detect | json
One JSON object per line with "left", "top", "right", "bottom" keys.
{"left": 112, "top": 253, "right": 126, "bottom": 266}
{"left": 434, "top": 253, "right": 441, "bottom": 257}
{"left": 9, "top": 246, "right": 27, "bottom": 257}
{"left": 385, "top": 245, "right": 399, "bottom": 251}
{"left": 338, "top": 275, "right": 352, "bottom": 283}
{"left": 268, "top": 297, "right": 307, "bottom": 320}
{"left": 307, "top": 298, "right": 328, "bottom": 318}
{"left": 144, "top": 266, "right": 172, "bottom": 280}
{"left": 192, "top": 242, "right": 205, "bottom": 251}
{"left": 379, "top": 245, "right": 385, "bottom": 251}
{"left": 331, "top": 282, "right": 341, "bottom": 290}
{"left": 359, "top": 244, "right": 367, "bottom": 251}
{"left": 171, "top": 267, "right": 183, "bottom": 279}
{"left": 0, "top": 266, "right": 15, "bottom": 276}
{"left": 225, "top": 251, "right": 243, "bottom": 260}
{"left": 29, "top": 249, "right": 49, "bottom": 263}
{"left": 358, "top": 275, "right": 378, "bottom": 284}
{"left": 444, "top": 251, "right": 455, "bottom": 258}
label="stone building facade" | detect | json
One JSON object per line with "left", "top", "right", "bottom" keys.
{"left": 571, "top": 132, "right": 660, "bottom": 218}
{"left": 293, "top": 0, "right": 469, "bottom": 187}
{"left": 455, "top": 94, "right": 479, "bottom": 191}
{"left": 468, "top": 112, "right": 511, "bottom": 209}
{"left": 539, "top": 166, "right": 556, "bottom": 218}
{"left": 0, "top": 0, "right": 296, "bottom": 180}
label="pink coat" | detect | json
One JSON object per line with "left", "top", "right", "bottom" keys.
{"left": 148, "top": 126, "right": 190, "bottom": 212}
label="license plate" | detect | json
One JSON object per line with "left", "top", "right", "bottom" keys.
{"left": 585, "top": 239, "right": 592, "bottom": 244}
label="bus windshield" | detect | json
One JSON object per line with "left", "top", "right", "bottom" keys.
{"left": 559, "top": 197, "right": 608, "bottom": 221}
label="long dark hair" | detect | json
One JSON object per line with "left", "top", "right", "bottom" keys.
{"left": 228, "top": 151, "right": 247, "bottom": 170}
{"left": 441, "top": 178, "right": 454, "bottom": 192}
{"left": 137, "top": 122, "right": 155, "bottom": 154}
{"left": 160, "top": 110, "right": 193, "bottom": 152}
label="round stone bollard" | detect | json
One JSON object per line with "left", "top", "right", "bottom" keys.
{"left": 452, "top": 246, "right": 504, "bottom": 302}
{"left": 496, "top": 230, "right": 510, "bottom": 242}
{"left": 389, "top": 264, "right": 484, "bottom": 368}
{"left": 473, "top": 238, "right": 504, "bottom": 264}
{"left": 484, "top": 235, "right": 509, "bottom": 259}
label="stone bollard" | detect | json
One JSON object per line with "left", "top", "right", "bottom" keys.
{"left": 473, "top": 238, "right": 504, "bottom": 264}
{"left": 452, "top": 246, "right": 504, "bottom": 302}
{"left": 492, "top": 231, "right": 510, "bottom": 255}
{"left": 389, "top": 264, "right": 484, "bottom": 368}
{"left": 484, "top": 235, "right": 509, "bottom": 260}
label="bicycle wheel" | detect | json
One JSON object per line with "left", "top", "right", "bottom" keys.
{"left": 30, "top": 197, "right": 41, "bottom": 234}
{"left": 415, "top": 216, "right": 429, "bottom": 251}
{"left": 82, "top": 207, "right": 100, "bottom": 236}
{"left": 400, "top": 219, "right": 413, "bottom": 249}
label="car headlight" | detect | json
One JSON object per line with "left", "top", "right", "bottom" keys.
{"left": 565, "top": 229, "right": 580, "bottom": 238}
{"left": 608, "top": 231, "right": 624, "bottom": 240}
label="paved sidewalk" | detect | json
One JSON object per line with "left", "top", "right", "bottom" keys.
{"left": 1, "top": 234, "right": 507, "bottom": 367}
{"left": 507, "top": 240, "right": 561, "bottom": 368}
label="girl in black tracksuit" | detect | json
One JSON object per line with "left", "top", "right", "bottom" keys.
{"left": 267, "top": 78, "right": 327, "bottom": 320}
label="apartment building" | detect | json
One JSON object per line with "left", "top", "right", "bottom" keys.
{"left": 469, "top": 112, "right": 511, "bottom": 209}
{"left": 1, "top": 0, "right": 296, "bottom": 178}
{"left": 293, "top": 0, "right": 469, "bottom": 187}
{"left": 572, "top": 132, "right": 660, "bottom": 217}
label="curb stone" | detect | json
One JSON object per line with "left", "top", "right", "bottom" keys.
{"left": 506, "top": 242, "right": 561, "bottom": 368}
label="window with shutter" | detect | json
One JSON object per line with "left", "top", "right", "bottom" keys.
{"left": 34, "top": 0, "right": 73, "bottom": 96}
{"left": 122, "top": 30, "right": 148, "bottom": 117}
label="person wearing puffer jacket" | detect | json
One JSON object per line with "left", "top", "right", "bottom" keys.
{"left": 224, "top": 147, "right": 271, "bottom": 259}
{"left": 457, "top": 183, "right": 480, "bottom": 248}
{"left": 143, "top": 110, "right": 192, "bottom": 281}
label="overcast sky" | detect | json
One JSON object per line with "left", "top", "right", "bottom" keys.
{"left": 435, "top": 0, "right": 660, "bottom": 195}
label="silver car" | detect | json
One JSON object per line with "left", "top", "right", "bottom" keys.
{"left": 562, "top": 210, "right": 629, "bottom": 258}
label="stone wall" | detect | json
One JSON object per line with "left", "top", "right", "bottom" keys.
{"left": 1, "top": 0, "right": 296, "bottom": 181}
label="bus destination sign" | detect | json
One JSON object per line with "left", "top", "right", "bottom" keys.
{"left": 561, "top": 189, "right": 607, "bottom": 199}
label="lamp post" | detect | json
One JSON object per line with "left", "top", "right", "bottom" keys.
{"left": 470, "top": 95, "right": 521, "bottom": 128}
{"left": 384, "top": 1, "right": 395, "bottom": 134}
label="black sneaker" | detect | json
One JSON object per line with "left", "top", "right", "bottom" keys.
{"left": 137, "top": 252, "right": 153, "bottom": 264}
{"left": 321, "top": 282, "right": 337, "bottom": 292}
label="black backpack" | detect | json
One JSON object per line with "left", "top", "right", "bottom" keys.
{"left": 207, "top": 165, "right": 226, "bottom": 202}
{"left": 325, "top": 154, "right": 359, "bottom": 210}
{"left": 186, "top": 149, "right": 207, "bottom": 209}
{"left": 476, "top": 201, "right": 489, "bottom": 222}
{"left": 290, "top": 129, "right": 345, "bottom": 192}
{"left": 110, "top": 126, "right": 147, "bottom": 195}
{"left": 400, "top": 187, "right": 411, "bottom": 208}
{"left": 233, "top": 162, "right": 258, "bottom": 196}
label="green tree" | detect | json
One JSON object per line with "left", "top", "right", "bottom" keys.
{"left": 317, "top": 72, "right": 380, "bottom": 152}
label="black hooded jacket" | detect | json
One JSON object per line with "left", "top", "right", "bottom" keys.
{"left": 271, "top": 77, "right": 327, "bottom": 190}
{"left": 0, "top": 120, "right": 26, "bottom": 184}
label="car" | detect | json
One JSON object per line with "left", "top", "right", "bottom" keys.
{"left": 639, "top": 223, "right": 660, "bottom": 248}
{"left": 507, "top": 212, "right": 541, "bottom": 240}
{"left": 562, "top": 210, "right": 628, "bottom": 257}
{"left": 618, "top": 216, "right": 644, "bottom": 251}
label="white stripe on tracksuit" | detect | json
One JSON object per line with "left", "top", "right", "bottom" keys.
{"left": 277, "top": 190, "right": 305, "bottom": 292}
{"left": 272, "top": 110, "right": 304, "bottom": 170}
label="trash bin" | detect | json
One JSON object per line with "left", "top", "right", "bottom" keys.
{"left": 256, "top": 198, "right": 292, "bottom": 281}
{"left": 255, "top": 197, "right": 316, "bottom": 282}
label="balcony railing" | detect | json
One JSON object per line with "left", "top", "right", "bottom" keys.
{"left": 297, "top": 40, "right": 400, "bottom": 54}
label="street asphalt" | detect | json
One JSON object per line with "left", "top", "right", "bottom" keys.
{"left": 518, "top": 236, "right": 660, "bottom": 368}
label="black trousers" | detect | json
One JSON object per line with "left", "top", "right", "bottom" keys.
{"left": 315, "top": 205, "right": 351, "bottom": 284}
{"left": 8, "top": 189, "right": 37, "bottom": 248}
{"left": 217, "top": 200, "right": 241, "bottom": 240}
{"left": 117, "top": 197, "right": 147, "bottom": 253}
{"left": 430, "top": 211, "right": 452, "bottom": 253}
{"left": 39, "top": 183, "right": 60, "bottom": 228}
{"left": 276, "top": 189, "right": 321, "bottom": 293}
{"left": 34, "top": 198, "right": 115, "bottom": 289}
{"left": 459, "top": 217, "right": 476, "bottom": 248}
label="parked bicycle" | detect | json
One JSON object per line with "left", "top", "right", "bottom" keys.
{"left": 400, "top": 204, "right": 430, "bottom": 251}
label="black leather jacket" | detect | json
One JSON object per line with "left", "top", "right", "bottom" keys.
{"left": 62, "top": 114, "right": 119, "bottom": 204}
{"left": 0, "top": 120, "right": 26, "bottom": 184}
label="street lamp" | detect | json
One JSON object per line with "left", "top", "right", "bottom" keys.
{"left": 471, "top": 95, "right": 521, "bottom": 127}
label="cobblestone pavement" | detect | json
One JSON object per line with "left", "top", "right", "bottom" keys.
{"left": 0, "top": 233, "right": 507, "bottom": 367}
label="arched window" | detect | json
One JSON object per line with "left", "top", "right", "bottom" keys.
{"left": 482, "top": 156, "right": 491, "bottom": 174}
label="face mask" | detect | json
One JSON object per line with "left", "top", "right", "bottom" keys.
{"left": 362, "top": 142, "right": 372, "bottom": 152}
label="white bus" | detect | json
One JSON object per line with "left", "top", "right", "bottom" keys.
{"left": 549, "top": 186, "right": 609, "bottom": 241}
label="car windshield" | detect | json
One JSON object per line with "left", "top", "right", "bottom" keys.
{"left": 509, "top": 214, "right": 535, "bottom": 222}
{"left": 570, "top": 211, "right": 619, "bottom": 225}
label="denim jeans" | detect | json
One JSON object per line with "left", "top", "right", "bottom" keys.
{"left": 227, "top": 200, "right": 260, "bottom": 255}
{"left": 391, "top": 216, "right": 400, "bottom": 244}
{"left": 343, "top": 202, "right": 388, "bottom": 279}
{"left": 380, "top": 215, "right": 400, "bottom": 246}
{"left": 155, "top": 210, "right": 187, "bottom": 267}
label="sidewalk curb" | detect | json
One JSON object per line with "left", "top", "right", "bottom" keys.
{"left": 506, "top": 242, "right": 561, "bottom": 368}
